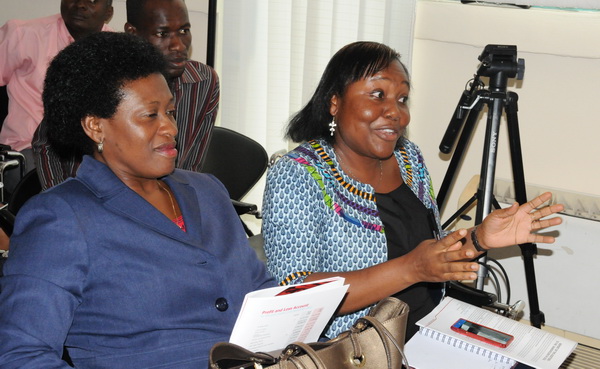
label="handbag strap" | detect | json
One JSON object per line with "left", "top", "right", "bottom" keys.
{"left": 352, "top": 316, "right": 410, "bottom": 368}
{"left": 209, "top": 342, "right": 278, "bottom": 369}
{"left": 278, "top": 342, "right": 327, "bottom": 369}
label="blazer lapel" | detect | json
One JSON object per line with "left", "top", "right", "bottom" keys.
{"left": 164, "top": 175, "right": 203, "bottom": 243}
{"left": 76, "top": 156, "right": 202, "bottom": 246}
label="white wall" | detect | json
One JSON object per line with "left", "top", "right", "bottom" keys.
{"left": 0, "top": 0, "right": 210, "bottom": 63}
{"left": 410, "top": 0, "right": 600, "bottom": 218}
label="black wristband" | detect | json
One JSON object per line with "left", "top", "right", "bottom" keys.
{"left": 471, "top": 226, "right": 487, "bottom": 252}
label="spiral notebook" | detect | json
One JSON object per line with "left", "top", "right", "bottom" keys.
{"left": 406, "top": 326, "right": 517, "bottom": 369}
{"left": 404, "top": 297, "right": 577, "bottom": 369}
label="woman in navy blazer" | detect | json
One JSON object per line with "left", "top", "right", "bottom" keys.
{"left": 0, "top": 32, "right": 275, "bottom": 368}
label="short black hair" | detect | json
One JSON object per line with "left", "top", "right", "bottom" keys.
{"left": 126, "top": 0, "right": 185, "bottom": 27}
{"left": 286, "top": 41, "right": 409, "bottom": 144}
{"left": 125, "top": 0, "right": 146, "bottom": 27}
{"left": 43, "top": 31, "right": 167, "bottom": 157}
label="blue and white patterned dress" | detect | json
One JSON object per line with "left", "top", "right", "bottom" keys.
{"left": 262, "top": 137, "right": 443, "bottom": 338}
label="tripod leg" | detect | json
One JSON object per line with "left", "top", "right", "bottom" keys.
{"left": 505, "top": 92, "right": 545, "bottom": 328}
{"left": 473, "top": 91, "right": 507, "bottom": 290}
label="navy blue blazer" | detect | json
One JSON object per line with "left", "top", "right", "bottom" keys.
{"left": 0, "top": 156, "right": 275, "bottom": 368}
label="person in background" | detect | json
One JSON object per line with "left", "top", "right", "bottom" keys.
{"left": 0, "top": 0, "right": 114, "bottom": 195}
{"left": 261, "top": 41, "right": 564, "bottom": 340}
{"left": 32, "top": 0, "right": 219, "bottom": 191}
{"left": 0, "top": 31, "right": 273, "bottom": 369}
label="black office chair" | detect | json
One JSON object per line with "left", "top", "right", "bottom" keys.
{"left": 200, "top": 126, "right": 269, "bottom": 237}
{"left": 0, "top": 169, "right": 42, "bottom": 237}
{"left": 0, "top": 169, "right": 42, "bottom": 278}
{"left": 0, "top": 86, "right": 8, "bottom": 131}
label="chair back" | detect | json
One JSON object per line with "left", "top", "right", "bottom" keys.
{"left": 0, "top": 169, "right": 42, "bottom": 237}
{"left": 0, "top": 86, "right": 8, "bottom": 132}
{"left": 200, "top": 126, "right": 268, "bottom": 201}
{"left": 8, "top": 169, "right": 42, "bottom": 215}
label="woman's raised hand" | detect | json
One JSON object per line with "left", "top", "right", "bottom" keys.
{"left": 477, "top": 191, "right": 564, "bottom": 249}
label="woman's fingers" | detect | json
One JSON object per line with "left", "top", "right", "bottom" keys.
{"left": 524, "top": 193, "right": 563, "bottom": 220}
{"left": 531, "top": 233, "right": 557, "bottom": 244}
{"left": 435, "top": 244, "right": 479, "bottom": 282}
{"left": 439, "top": 255, "right": 479, "bottom": 281}
{"left": 479, "top": 191, "right": 564, "bottom": 248}
{"left": 532, "top": 216, "right": 562, "bottom": 231}
{"left": 526, "top": 191, "right": 553, "bottom": 211}
{"left": 531, "top": 202, "right": 562, "bottom": 219}
{"left": 447, "top": 270, "right": 478, "bottom": 281}
{"left": 530, "top": 204, "right": 564, "bottom": 232}
{"left": 411, "top": 232, "right": 479, "bottom": 283}
{"left": 438, "top": 229, "right": 467, "bottom": 250}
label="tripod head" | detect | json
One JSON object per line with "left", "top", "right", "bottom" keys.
{"left": 477, "top": 45, "right": 525, "bottom": 91}
{"left": 439, "top": 44, "right": 524, "bottom": 154}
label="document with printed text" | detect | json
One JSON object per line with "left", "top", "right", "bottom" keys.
{"left": 229, "top": 276, "right": 348, "bottom": 352}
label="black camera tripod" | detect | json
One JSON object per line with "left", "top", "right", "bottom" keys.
{"left": 436, "top": 45, "right": 544, "bottom": 328}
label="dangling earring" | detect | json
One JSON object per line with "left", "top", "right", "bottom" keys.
{"left": 329, "top": 118, "right": 337, "bottom": 136}
{"left": 97, "top": 139, "right": 104, "bottom": 153}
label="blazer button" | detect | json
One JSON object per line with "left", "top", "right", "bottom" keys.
{"left": 215, "top": 297, "right": 229, "bottom": 312}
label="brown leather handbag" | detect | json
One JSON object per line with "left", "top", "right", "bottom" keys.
{"left": 209, "top": 297, "right": 410, "bottom": 369}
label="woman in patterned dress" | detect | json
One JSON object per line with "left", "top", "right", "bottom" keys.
{"left": 261, "top": 41, "right": 563, "bottom": 339}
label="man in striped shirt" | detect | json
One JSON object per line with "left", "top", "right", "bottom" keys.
{"left": 32, "top": 0, "right": 219, "bottom": 190}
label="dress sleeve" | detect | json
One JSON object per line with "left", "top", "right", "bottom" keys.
{"left": 263, "top": 156, "right": 326, "bottom": 285}
{"left": 0, "top": 194, "right": 87, "bottom": 368}
{"left": 261, "top": 156, "right": 325, "bottom": 285}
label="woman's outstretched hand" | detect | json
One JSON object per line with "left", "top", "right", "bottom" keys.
{"left": 477, "top": 191, "right": 564, "bottom": 249}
